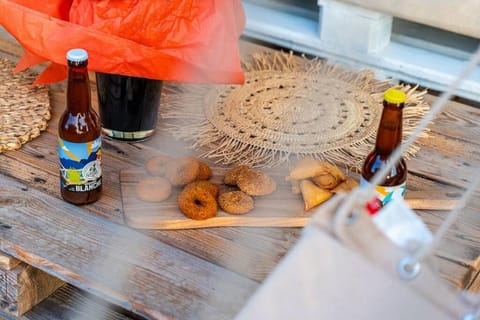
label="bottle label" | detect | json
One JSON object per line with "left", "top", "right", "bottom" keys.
{"left": 58, "top": 137, "right": 102, "bottom": 192}
{"left": 360, "top": 177, "right": 406, "bottom": 206}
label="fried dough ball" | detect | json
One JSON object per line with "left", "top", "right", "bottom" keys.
{"left": 196, "top": 161, "right": 213, "bottom": 180}
{"left": 218, "top": 191, "right": 254, "bottom": 215}
{"left": 165, "top": 156, "right": 200, "bottom": 187}
{"left": 145, "top": 154, "right": 174, "bottom": 177}
{"left": 223, "top": 165, "right": 250, "bottom": 186}
{"left": 236, "top": 169, "right": 276, "bottom": 196}
{"left": 135, "top": 177, "right": 172, "bottom": 202}
{"left": 183, "top": 180, "right": 219, "bottom": 199}
{"left": 178, "top": 184, "right": 218, "bottom": 220}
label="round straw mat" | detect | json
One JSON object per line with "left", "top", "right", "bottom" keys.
{"left": 162, "top": 52, "right": 429, "bottom": 169}
{"left": 0, "top": 58, "right": 50, "bottom": 153}
{"left": 204, "top": 71, "right": 379, "bottom": 154}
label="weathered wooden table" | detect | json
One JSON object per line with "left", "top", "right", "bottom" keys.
{"left": 0, "top": 30, "right": 480, "bottom": 319}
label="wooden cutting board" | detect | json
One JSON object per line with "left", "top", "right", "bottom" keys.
{"left": 120, "top": 166, "right": 310, "bottom": 229}
{"left": 120, "top": 167, "right": 459, "bottom": 230}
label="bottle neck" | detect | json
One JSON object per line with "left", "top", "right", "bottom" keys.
{"left": 66, "top": 64, "right": 91, "bottom": 114}
{"left": 374, "top": 101, "right": 404, "bottom": 155}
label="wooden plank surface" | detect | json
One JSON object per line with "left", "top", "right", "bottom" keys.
{"left": 0, "top": 176, "right": 258, "bottom": 320}
{"left": 18, "top": 284, "right": 145, "bottom": 320}
{"left": 0, "top": 26, "right": 480, "bottom": 319}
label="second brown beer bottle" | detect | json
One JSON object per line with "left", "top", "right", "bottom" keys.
{"left": 58, "top": 49, "right": 102, "bottom": 204}
{"left": 361, "top": 88, "right": 407, "bottom": 206}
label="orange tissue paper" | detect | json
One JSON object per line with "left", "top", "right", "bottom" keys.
{"left": 0, "top": 0, "right": 246, "bottom": 84}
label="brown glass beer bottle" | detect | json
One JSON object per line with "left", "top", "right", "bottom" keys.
{"left": 361, "top": 88, "right": 407, "bottom": 206}
{"left": 58, "top": 49, "right": 102, "bottom": 204}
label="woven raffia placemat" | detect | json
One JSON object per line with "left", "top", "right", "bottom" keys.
{"left": 162, "top": 52, "right": 429, "bottom": 169}
{"left": 0, "top": 58, "right": 50, "bottom": 153}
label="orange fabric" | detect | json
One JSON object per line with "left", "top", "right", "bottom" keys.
{"left": 0, "top": 0, "right": 245, "bottom": 84}
{"left": 9, "top": 0, "right": 72, "bottom": 19}
{"left": 14, "top": 49, "right": 47, "bottom": 73}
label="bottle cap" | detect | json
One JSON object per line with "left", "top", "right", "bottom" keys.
{"left": 66, "top": 49, "right": 88, "bottom": 63}
{"left": 384, "top": 89, "right": 406, "bottom": 104}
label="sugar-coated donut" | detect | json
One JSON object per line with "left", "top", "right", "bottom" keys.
{"left": 236, "top": 169, "right": 276, "bottom": 196}
{"left": 223, "top": 165, "right": 250, "bottom": 186}
{"left": 136, "top": 177, "right": 172, "bottom": 202}
{"left": 218, "top": 191, "right": 254, "bottom": 215}
{"left": 145, "top": 154, "right": 174, "bottom": 176}
{"left": 166, "top": 156, "right": 200, "bottom": 186}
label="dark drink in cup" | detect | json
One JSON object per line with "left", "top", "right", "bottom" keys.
{"left": 96, "top": 73, "right": 163, "bottom": 141}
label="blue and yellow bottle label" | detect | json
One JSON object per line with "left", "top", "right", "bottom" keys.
{"left": 58, "top": 137, "right": 102, "bottom": 192}
{"left": 360, "top": 177, "right": 406, "bottom": 206}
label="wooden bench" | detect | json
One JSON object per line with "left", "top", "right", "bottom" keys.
{"left": 1, "top": 24, "right": 480, "bottom": 319}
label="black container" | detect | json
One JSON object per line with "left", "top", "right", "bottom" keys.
{"left": 96, "top": 73, "right": 163, "bottom": 141}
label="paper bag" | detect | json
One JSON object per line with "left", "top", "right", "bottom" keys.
{"left": 236, "top": 194, "right": 479, "bottom": 320}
